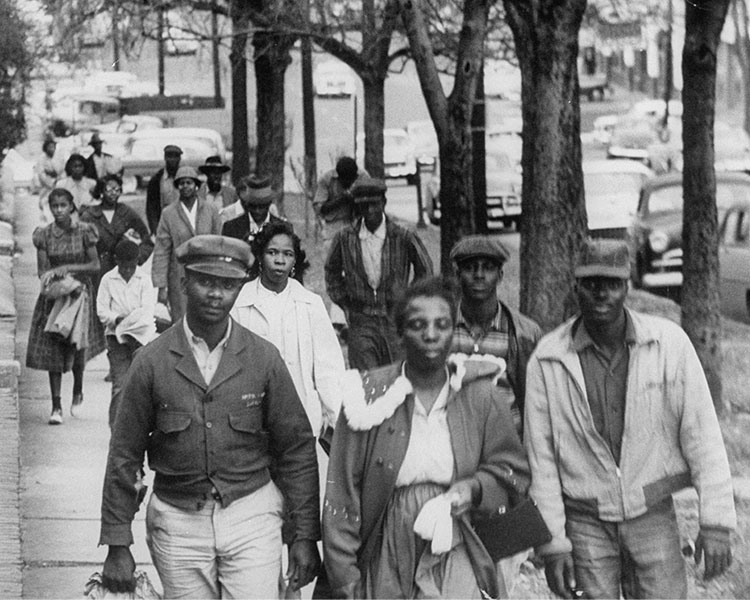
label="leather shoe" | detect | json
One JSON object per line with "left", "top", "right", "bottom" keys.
{"left": 48, "top": 409, "right": 63, "bottom": 425}
{"left": 71, "top": 393, "right": 83, "bottom": 417}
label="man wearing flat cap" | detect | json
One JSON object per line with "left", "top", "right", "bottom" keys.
{"left": 146, "top": 144, "right": 184, "bottom": 234}
{"left": 84, "top": 132, "right": 123, "bottom": 181}
{"left": 524, "top": 238, "right": 736, "bottom": 600}
{"left": 198, "top": 156, "right": 240, "bottom": 222}
{"left": 222, "top": 174, "right": 285, "bottom": 245}
{"left": 325, "top": 176, "right": 433, "bottom": 370}
{"left": 100, "top": 234, "right": 321, "bottom": 598}
{"left": 152, "top": 166, "right": 222, "bottom": 323}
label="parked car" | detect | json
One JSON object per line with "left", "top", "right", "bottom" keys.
{"left": 406, "top": 120, "right": 439, "bottom": 162}
{"left": 718, "top": 202, "right": 750, "bottom": 322}
{"left": 426, "top": 150, "right": 522, "bottom": 230}
{"left": 313, "top": 60, "right": 356, "bottom": 97}
{"left": 48, "top": 92, "right": 121, "bottom": 137}
{"left": 584, "top": 160, "right": 654, "bottom": 238}
{"left": 607, "top": 115, "right": 680, "bottom": 162}
{"left": 645, "top": 120, "right": 750, "bottom": 175}
{"left": 120, "top": 128, "right": 225, "bottom": 186}
{"left": 579, "top": 71, "right": 609, "bottom": 101}
{"left": 384, "top": 128, "right": 418, "bottom": 182}
{"left": 93, "top": 115, "right": 166, "bottom": 158}
{"left": 630, "top": 171, "right": 750, "bottom": 289}
{"left": 486, "top": 119, "right": 523, "bottom": 172}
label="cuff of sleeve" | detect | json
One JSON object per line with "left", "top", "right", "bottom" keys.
{"left": 537, "top": 536, "right": 574, "bottom": 557}
{"left": 700, "top": 526, "right": 732, "bottom": 543}
{"left": 474, "top": 471, "right": 508, "bottom": 513}
{"left": 99, "top": 523, "right": 134, "bottom": 547}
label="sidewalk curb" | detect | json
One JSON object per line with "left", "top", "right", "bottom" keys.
{"left": 0, "top": 188, "right": 21, "bottom": 596}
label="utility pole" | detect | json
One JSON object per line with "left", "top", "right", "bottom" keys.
{"left": 301, "top": 0, "right": 317, "bottom": 235}
{"left": 112, "top": 0, "right": 120, "bottom": 70}
{"left": 662, "top": 0, "right": 674, "bottom": 127}
{"left": 157, "top": 6, "right": 166, "bottom": 95}
{"left": 211, "top": 0, "right": 222, "bottom": 106}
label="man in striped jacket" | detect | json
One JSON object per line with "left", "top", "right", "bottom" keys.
{"left": 324, "top": 177, "right": 433, "bottom": 370}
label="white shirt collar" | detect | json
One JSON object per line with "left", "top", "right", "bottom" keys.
{"left": 182, "top": 316, "right": 232, "bottom": 349}
{"left": 358, "top": 217, "right": 386, "bottom": 240}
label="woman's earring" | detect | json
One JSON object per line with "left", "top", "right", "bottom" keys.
{"left": 290, "top": 266, "right": 296, "bottom": 277}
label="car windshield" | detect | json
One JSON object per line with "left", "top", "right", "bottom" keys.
{"left": 647, "top": 181, "right": 750, "bottom": 215}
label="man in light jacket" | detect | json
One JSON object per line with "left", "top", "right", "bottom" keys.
{"left": 525, "top": 238, "right": 736, "bottom": 599}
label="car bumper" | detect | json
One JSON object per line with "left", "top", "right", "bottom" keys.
{"left": 607, "top": 146, "right": 649, "bottom": 161}
{"left": 385, "top": 163, "right": 416, "bottom": 178}
{"left": 642, "top": 271, "right": 683, "bottom": 287}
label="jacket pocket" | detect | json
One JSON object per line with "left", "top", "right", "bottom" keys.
{"left": 156, "top": 411, "right": 191, "bottom": 433}
{"left": 228, "top": 413, "right": 269, "bottom": 453}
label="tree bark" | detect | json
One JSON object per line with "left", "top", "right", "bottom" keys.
{"left": 400, "top": 0, "right": 486, "bottom": 272}
{"left": 253, "top": 30, "right": 295, "bottom": 213}
{"left": 504, "top": 0, "right": 587, "bottom": 332}
{"left": 681, "top": 0, "right": 731, "bottom": 413}
{"left": 361, "top": 71, "right": 386, "bottom": 178}
{"left": 230, "top": 0, "right": 251, "bottom": 184}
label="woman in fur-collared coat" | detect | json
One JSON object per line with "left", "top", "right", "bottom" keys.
{"left": 322, "top": 277, "right": 530, "bottom": 599}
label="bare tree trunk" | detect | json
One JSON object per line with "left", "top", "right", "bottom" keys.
{"left": 504, "top": 0, "right": 587, "bottom": 332}
{"left": 230, "top": 0, "right": 251, "bottom": 183}
{"left": 361, "top": 73, "right": 386, "bottom": 178}
{"left": 253, "top": 31, "right": 294, "bottom": 213}
{"left": 400, "top": 0, "right": 486, "bottom": 272}
{"left": 681, "top": 0, "right": 731, "bottom": 414}
{"left": 732, "top": 0, "right": 750, "bottom": 134}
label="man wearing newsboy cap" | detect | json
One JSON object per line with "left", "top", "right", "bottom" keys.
{"left": 524, "top": 238, "right": 736, "bottom": 599}
{"left": 146, "top": 144, "right": 184, "bottom": 235}
{"left": 325, "top": 176, "right": 433, "bottom": 369}
{"left": 100, "top": 234, "right": 321, "bottom": 597}
{"left": 152, "top": 166, "right": 223, "bottom": 324}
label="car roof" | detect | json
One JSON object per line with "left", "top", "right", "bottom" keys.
{"left": 583, "top": 159, "right": 654, "bottom": 176}
{"left": 130, "top": 127, "right": 223, "bottom": 141}
{"left": 643, "top": 170, "right": 750, "bottom": 193}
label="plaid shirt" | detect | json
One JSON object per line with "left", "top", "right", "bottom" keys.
{"left": 325, "top": 218, "right": 433, "bottom": 316}
{"left": 452, "top": 301, "right": 519, "bottom": 430}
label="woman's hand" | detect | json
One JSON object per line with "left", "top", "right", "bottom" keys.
{"left": 40, "top": 266, "right": 67, "bottom": 286}
{"left": 446, "top": 479, "right": 480, "bottom": 516}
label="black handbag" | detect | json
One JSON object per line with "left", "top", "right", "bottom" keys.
{"left": 471, "top": 467, "right": 552, "bottom": 561}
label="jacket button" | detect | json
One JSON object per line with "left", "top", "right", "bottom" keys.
{"left": 388, "top": 425, "right": 395, "bottom": 433}
{"left": 206, "top": 422, "right": 212, "bottom": 429}
{"left": 376, "top": 457, "right": 384, "bottom": 466}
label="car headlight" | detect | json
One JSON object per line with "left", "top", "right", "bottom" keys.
{"left": 648, "top": 230, "right": 669, "bottom": 253}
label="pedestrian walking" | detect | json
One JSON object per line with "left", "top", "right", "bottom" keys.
{"left": 323, "top": 276, "right": 529, "bottom": 598}
{"left": 80, "top": 174, "right": 153, "bottom": 286}
{"left": 33, "top": 137, "right": 63, "bottom": 224}
{"left": 313, "top": 156, "right": 368, "bottom": 333}
{"left": 145, "top": 144, "right": 182, "bottom": 235}
{"left": 324, "top": 176, "right": 433, "bottom": 370}
{"left": 222, "top": 174, "right": 284, "bottom": 245}
{"left": 83, "top": 132, "right": 123, "bottom": 181}
{"left": 152, "top": 166, "right": 222, "bottom": 323}
{"left": 56, "top": 153, "right": 97, "bottom": 210}
{"left": 525, "top": 238, "right": 736, "bottom": 599}
{"left": 198, "top": 155, "right": 240, "bottom": 222}
{"left": 25, "top": 188, "right": 106, "bottom": 424}
{"left": 449, "top": 235, "right": 543, "bottom": 595}
{"left": 99, "top": 234, "right": 321, "bottom": 598}
{"left": 96, "top": 238, "right": 156, "bottom": 428}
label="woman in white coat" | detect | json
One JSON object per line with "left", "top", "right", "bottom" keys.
{"left": 231, "top": 220, "right": 344, "bottom": 441}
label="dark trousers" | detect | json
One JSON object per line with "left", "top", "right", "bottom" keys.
{"left": 106, "top": 335, "right": 142, "bottom": 428}
{"left": 346, "top": 312, "right": 401, "bottom": 371}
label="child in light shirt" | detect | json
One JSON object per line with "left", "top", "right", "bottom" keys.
{"left": 96, "top": 239, "right": 156, "bottom": 427}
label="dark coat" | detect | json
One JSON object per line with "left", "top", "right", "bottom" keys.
{"left": 221, "top": 212, "right": 285, "bottom": 244}
{"left": 322, "top": 361, "right": 530, "bottom": 597}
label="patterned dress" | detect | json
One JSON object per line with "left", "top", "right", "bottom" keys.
{"left": 26, "top": 222, "right": 107, "bottom": 372}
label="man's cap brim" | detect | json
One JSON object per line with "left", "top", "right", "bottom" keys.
{"left": 184, "top": 261, "right": 249, "bottom": 279}
{"left": 575, "top": 265, "right": 630, "bottom": 279}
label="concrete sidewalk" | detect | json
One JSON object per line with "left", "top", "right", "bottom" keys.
{"left": 11, "top": 187, "right": 161, "bottom": 598}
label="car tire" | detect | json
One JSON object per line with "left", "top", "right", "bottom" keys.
{"left": 631, "top": 256, "right": 644, "bottom": 289}
{"left": 406, "top": 173, "right": 419, "bottom": 186}
{"left": 513, "top": 216, "right": 523, "bottom": 232}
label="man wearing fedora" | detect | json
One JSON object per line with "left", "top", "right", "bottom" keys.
{"left": 84, "top": 132, "right": 123, "bottom": 181}
{"left": 100, "top": 234, "right": 321, "bottom": 598}
{"left": 152, "top": 166, "right": 222, "bottom": 323}
{"left": 146, "top": 144, "right": 183, "bottom": 235}
{"left": 325, "top": 176, "right": 433, "bottom": 370}
{"left": 222, "top": 174, "right": 284, "bottom": 245}
{"left": 524, "top": 238, "right": 736, "bottom": 599}
{"left": 198, "top": 156, "right": 239, "bottom": 221}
